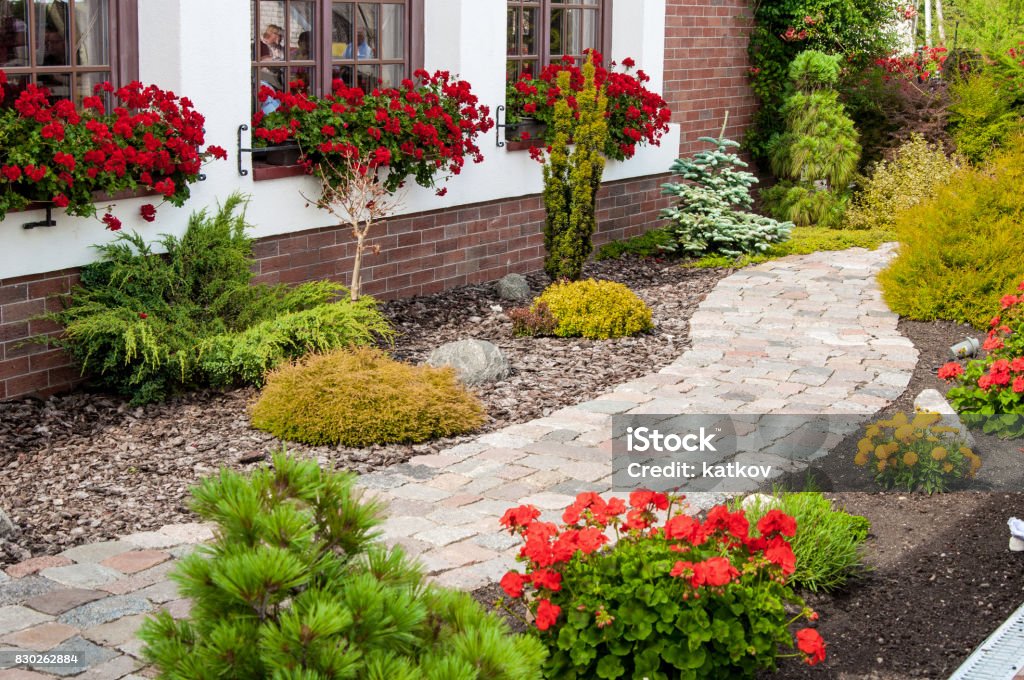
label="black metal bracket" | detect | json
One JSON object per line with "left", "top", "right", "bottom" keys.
{"left": 23, "top": 205, "right": 57, "bottom": 230}
{"left": 495, "top": 104, "right": 510, "bottom": 148}
{"left": 237, "top": 123, "right": 302, "bottom": 176}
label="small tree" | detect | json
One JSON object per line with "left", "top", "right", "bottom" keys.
{"left": 306, "top": 153, "right": 402, "bottom": 301}
{"left": 541, "top": 53, "right": 608, "bottom": 280}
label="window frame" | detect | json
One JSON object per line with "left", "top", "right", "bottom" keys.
{"left": 506, "top": 0, "right": 611, "bottom": 80}
{"left": 0, "top": 0, "right": 138, "bottom": 104}
{"left": 251, "top": 0, "right": 423, "bottom": 103}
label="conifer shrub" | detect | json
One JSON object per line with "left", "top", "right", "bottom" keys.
{"left": 947, "top": 71, "right": 1024, "bottom": 163}
{"left": 46, "top": 194, "right": 393, "bottom": 404}
{"left": 660, "top": 134, "right": 792, "bottom": 257}
{"left": 533, "top": 280, "right": 653, "bottom": 340}
{"left": 250, "top": 348, "right": 486, "bottom": 447}
{"left": 765, "top": 51, "right": 861, "bottom": 227}
{"left": 138, "top": 452, "right": 545, "bottom": 679}
{"left": 878, "top": 138, "right": 1024, "bottom": 328}
{"left": 845, "top": 135, "right": 963, "bottom": 231}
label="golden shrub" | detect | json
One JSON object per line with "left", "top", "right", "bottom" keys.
{"left": 250, "top": 348, "right": 486, "bottom": 447}
{"left": 845, "top": 134, "right": 962, "bottom": 231}
{"left": 534, "top": 279, "right": 653, "bottom": 340}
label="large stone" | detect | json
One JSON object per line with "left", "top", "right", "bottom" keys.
{"left": 495, "top": 273, "right": 531, "bottom": 303}
{"left": 426, "top": 339, "right": 510, "bottom": 386}
{"left": 913, "top": 389, "right": 976, "bottom": 447}
{"left": 0, "top": 509, "right": 17, "bottom": 539}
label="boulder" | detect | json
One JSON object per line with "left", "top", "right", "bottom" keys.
{"left": 0, "top": 509, "right": 18, "bottom": 539}
{"left": 913, "top": 389, "right": 976, "bottom": 448}
{"left": 495, "top": 274, "right": 531, "bottom": 303}
{"left": 427, "top": 339, "right": 510, "bottom": 386}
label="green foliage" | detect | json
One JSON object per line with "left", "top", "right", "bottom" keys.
{"left": 854, "top": 412, "right": 981, "bottom": 491}
{"left": 250, "top": 348, "right": 485, "bottom": 447}
{"left": 765, "top": 51, "right": 861, "bottom": 226}
{"left": 508, "top": 302, "right": 558, "bottom": 338}
{"left": 534, "top": 280, "right": 653, "bottom": 340}
{"left": 947, "top": 71, "right": 1024, "bottom": 163}
{"left": 944, "top": 0, "right": 1024, "bottom": 57}
{"left": 595, "top": 229, "right": 672, "bottom": 260}
{"left": 746, "top": 0, "right": 899, "bottom": 159}
{"left": 499, "top": 494, "right": 824, "bottom": 678}
{"left": 878, "top": 139, "right": 1024, "bottom": 327}
{"left": 45, "top": 195, "right": 393, "bottom": 404}
{"left": 542, "top": 54, "right": 608, "bottom": 281}
{"left": 734, "top": 493, "right": 869, "bottom": 592}
{"left": 660, "top": 136, "right": 792, "bottom": 257}
{"left": 138, "top": 453, "right": 545, "bottom": 679}
{"left": 846, "top": 135, "right": 963, "bottom": 231}
{"left": 686, "top": 224, "right": 893, "bottom": 268}
{"left": 943, "top": 287, "right": 1024, "bottom": 439}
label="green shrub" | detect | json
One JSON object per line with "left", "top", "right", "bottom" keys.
{"left": 686, "top": 225, "right": 893, "bottom": 268}
{"left": 45, "top": 195, "right": 393, "bottom": 404}
{"left": 948, "top": 71, "right": 1024, "bottom": 163}
{"left": 542, "top": 54, "right": 608, "bottom": 281}
{"left": 533, "top": 280, "right": 653, "bottom": 340}
{"left": 595, "top": 229, "right": 673, "bottom": 260}
{"left": 940, "top": 284, "right": 1024, "bottom": 439}
{"left": 508, "top": 302, "right": 558, "bottom": 338}
{"left": 499, "top": 493, "right": 826, "bottom": 678}
{"left": 660, "top": 136, "right": 792, "bottom": 257}
{"left": 250, "top": 348, "right": 485, "bottom": 447}
{"left": 878, "top": 139, "right": 1024, "bottom": 328}
{"left": 845, "top": 134, "right": 963, "bottom": 231}
{"left": 765, "top": 51, "right": 861, "bottom": 226}
{"left": 139, "top": 452, "right": 545, "bottom": 679}
{"left": 733, "top": 492, "right": 869, "bottom": 592}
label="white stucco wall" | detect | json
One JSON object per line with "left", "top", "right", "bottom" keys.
{"left": 1, "top": 0, "right": 679, "bottom": 279}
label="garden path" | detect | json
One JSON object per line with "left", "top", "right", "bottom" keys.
{"left": 0, "top": 245, "right": 917, "bottom": 679}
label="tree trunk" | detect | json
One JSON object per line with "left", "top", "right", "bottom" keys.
{"left": 935, "top": 0, "right": 946, "bottom": 44}
{"left": 924, "top": 0, "right": 933, "bottom": 47}
{"left": 351, "top": 234, "right": 365, "bottom": 301}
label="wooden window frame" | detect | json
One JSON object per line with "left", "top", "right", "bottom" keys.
{"left": 0, "top": 0, "right": 138, "bottom": 104}
{"left": 251, "top": 0, "right": 423, "bottom": 103}
{"left": 507, "top": 0, "right": 611, "bottom": 80}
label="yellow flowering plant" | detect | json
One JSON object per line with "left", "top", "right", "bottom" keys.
{"left": 853, "top": 411, "right": 981, "bottom": 494}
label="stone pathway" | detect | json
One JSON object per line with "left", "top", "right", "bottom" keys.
{"left": 0, "top": 246, "right": 917, "bottom": 678}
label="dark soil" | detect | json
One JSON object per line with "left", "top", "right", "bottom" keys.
{"left": 0, "top": 257, "right": 727, "bottom": 564}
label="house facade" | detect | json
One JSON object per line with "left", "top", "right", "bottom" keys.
{"left": 0, "top": 0, "right": 756, "bottom": 400}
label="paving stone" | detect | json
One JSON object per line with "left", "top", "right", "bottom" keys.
{"left": 100, "top": 561, "right": 177, "bottom": 596}
{"left": 120, "top": 532, "right": 180, "bottom": 551}
{"left": 75, "top": 654, "right": 141, "bottom": 680}
{"left": 0, "top": 577, "right": 60, "bottom": 607}
{"left": 413, "top": 526, "right": 477, "bottom": 547}
{"left": 0, "top": 607, "right": 55, "bottom": 636}
{"left": 389, "top": 484, "right": 451, "bottom": 503}
{"left": 156, "top": 524, "right": 213, "bottom": 545}
{"left": 5, "top": 557, "right": 73, "bottom": 580}
{"left": 99, "top": 551, "right": 170, "bottom": 576}
{"left": 435, "top": 540, "right": 499, "bottom": 566}
{"left": 0, "top": 670, "right": 56, "bottom": 679}
{"left": 57, "top": 596, "right": 150, "bottom": 629}
{"left": 0, "top": 622, "right": 79, "bottom": 651}
{"left": 424, "top": 473, "right": 472, "bottom": 491}
{"left": 58, "top": 542, "right": 131, "bottom": 565}
{"left": 380, "top": 516, "right": 437, "bottom": 538}
{"left": 23, "top": 589, "right": 106, "bottom": 616}
{"left": 472, "top": 532, "right": 520, "bottom": 552}
{"left": 44, "top": 636, "right": 117, "bottom": 677}
{"left": 81, "top": 613, "right": 149, "bottom": 647}
{"left": 425, "top": 508, "right": 485, "bottom": 527}
{"left": 116, "top": 637, "right": 147, "bottom": 659}
{"left": 39, "top": 564, "right": 122, "bottom": 590}
{"left": 133, "top": 580, "right": 179, "bottom": 605}
{"left": 162, "top": 599, "right": 191, "bottom": 620}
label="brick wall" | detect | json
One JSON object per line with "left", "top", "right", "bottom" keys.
{"left": 0, "top": 175, "right": 669, "bottom": 400}
{"left": 665, "top": 0, "right": 758, "bottom": 156}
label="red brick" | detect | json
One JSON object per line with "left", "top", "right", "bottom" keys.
{"left": 6, "top": 370, "right": 49, "bottom": 397}
{"left": 26, "top": 277, "right": 71, "bottom": 299}
{"left": 0, "top": 284, "right": 28, "bottom": 306}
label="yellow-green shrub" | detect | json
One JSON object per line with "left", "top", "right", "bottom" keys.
{"left": 845, "top": 135, "right": 963, "bottom": 231}
{"left": 534, "top": 279, "right": 653, "bottom": 339}
{"left": 879, "top": 138, "right": 1024, "bottom": 328}
{"left": 251, "top": 348, "right": 485, "bottom": 446}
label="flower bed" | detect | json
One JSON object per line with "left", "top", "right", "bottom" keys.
{"left": 0, "top": 72, "right": 226, "bottom": 228}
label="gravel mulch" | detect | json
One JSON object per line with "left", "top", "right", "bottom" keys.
{"left": 0, "top": 257, "right": 728, "bottom": 564}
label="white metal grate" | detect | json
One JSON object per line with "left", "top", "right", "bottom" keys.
{"left": 949, "top": 600, "right": 1024, "bottom": 680}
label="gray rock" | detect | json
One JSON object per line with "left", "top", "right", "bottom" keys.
{"left": 0, "top": 509, "right": 17, "bottom": 539}
{"left": 427, "top": 339, "right": 510, "bottom": 386}
{"left": 913, "top": 389, "right": 976, "bottom": 448}
{"left": 495, "top": 274, "right": 531, "bottom": 303}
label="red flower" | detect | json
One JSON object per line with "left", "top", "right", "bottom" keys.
{"left": 138, "top": 312, "right": 148, "bottom": 319}
{"left": 984, "top": 335, "right": 1005, "bottom": 351}
{"left": 140, "top": 204, "right": 158, "bottom": 222}
{"left": 1001, "top": 294, "right": 1019, "bottom": 309}
{"left": 25, "top": 165, "right": 47, "bottom": 182}
{"left": 500, "top": 505, "right": 540, "bottom": 531}
{"left": 2, "top": 165, "right": 22, "bottom": 182}
{"left": 696, "top": 556, "right": 739, "bottom": 587}
{"left": 665, "top": 514, "right": 701, "bottom": 543}
{"left": 1013, "top": 377, "right": 1024, "bottom": 394}
{"left": 102, "top": 213, "right": 122, "bottom": 231}
{"left": 53, "top": 194, "right": 70, "bottom": 208}
{"left": 622, "top": 57, "right": 636, "bottom": 68}
{"left": 629, "top": 490, "right": 668, "bottom": 510}
{"left": 764, "top": 538, "right": 797, "bottom": 575}
{"left": 371, "top": 146, "right": 391, "bottom": 166}
{"left": 500, "top": 571, "right": 528, "bottom": 598}
{"left": 796, "top": 628, "right": 826, "bottom": 666}
{"left": 535, "top": 599, "right": 561, "bottom": 631}
{"left": 938, "top": 362, "right": 964, "bottom": 381}
{"left": 756, "top": 509, "right": 797, "bottom": 537}
{"left": 207, "top": 145, "right": 228, "bottom": 160}
{"left": 531, "top": 569, "right": 562, "bottom": 592}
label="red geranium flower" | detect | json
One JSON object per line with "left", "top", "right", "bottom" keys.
{"left": 140, "top": 204, "right": 158, "bottom": 222}
{"left": 938, "top": 362, "right": 964, "bottom": 381}
{"left": 535, "top": 599, "right": 561, "bottom": 631}
{"left": 796, "top": 628, "right": 826, "bottom": 665}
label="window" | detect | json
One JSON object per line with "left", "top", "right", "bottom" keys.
{"left": 0, "top": 0, "right": 137, "bottom": 105}
{"left": 252, "top": 0, "right": 421, "bottom": 107}
{"left": 506, "top": 0, "right": 609, "bottom": 80}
